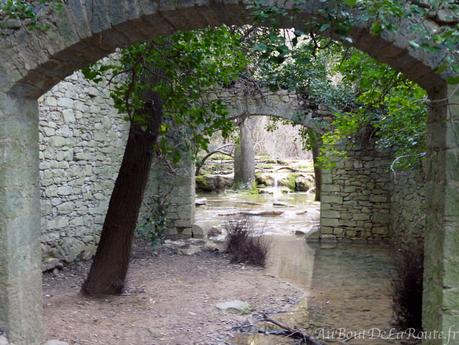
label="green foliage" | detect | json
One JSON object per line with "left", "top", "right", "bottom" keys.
{"left": 83, "top": 26, "right": 247, "bottom": 162}
{"left": 137, "top": 195, "right": 170, "bottom": 251}
{"left": 0, "top": 0, "right": 63, "bottom": 30}
{"left": 249, "top": 180, "right": 259, "bottom": 195}
{"left": 319, "top": 49, "right": 428, "bottom": 170}
{"left": 246, "top": 1, "right": 435, "bottom": 171}
{"left": 248, "top": 0, "right": 459, "bottom": 79}
{"left": 285, "top": 173, "right": 298, "bottom": 191}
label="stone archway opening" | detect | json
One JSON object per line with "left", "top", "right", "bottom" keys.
{"left": 0, "top": 2, "right": 456, "bottom": 345}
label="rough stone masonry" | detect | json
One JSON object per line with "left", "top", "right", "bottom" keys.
{"left": 1, "top": 2, "right": 456, "bottom": 344}
{"left": 37, "top": 69, "right": 427, "bottom": 268}
{"left": 36, "top": 72, "right": 318, "bottom": 269}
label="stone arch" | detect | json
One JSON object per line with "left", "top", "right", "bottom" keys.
{"left": 0, "top": 1, "right": 447, "bottom": 97}
{"left": 213, "top": 82, "right": 325, "bottom": 132}
{"left": 0, "top": 2, "right": 456, "bottom": 345}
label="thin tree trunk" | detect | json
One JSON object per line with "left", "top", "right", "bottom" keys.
{"left": 82, "top": 93, "right": 163, "bottom": 296}
{"left": 233, "top": 118, "right": 255, "bottom": 188}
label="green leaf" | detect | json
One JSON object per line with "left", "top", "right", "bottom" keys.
{"left": 434, "top": 63, "right": 449, "bottom": 74}
{"left": 447, "top": 76, "right": 459, "bottom": 85}
{"left": 343, "top": 0, "right": 358, "bottom": 7}
{"left": 370, "top": 21, "right": 383, "bottom": 35}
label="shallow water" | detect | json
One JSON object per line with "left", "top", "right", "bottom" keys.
{"left": 196, "top": 192, "right": 398, "bottom": 345}
{"left": 195, "top": 191, "right": 320, "bottom": 236}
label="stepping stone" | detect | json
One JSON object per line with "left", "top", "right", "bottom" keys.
{"left": 216, "top": 300, "right": 252, "bottom": 314}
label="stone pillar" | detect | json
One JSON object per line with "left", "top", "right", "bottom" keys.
{"left": 139, "top": 146, "right": 196, "bottom": 240}
{"left": 423, "top": 85, "right": 459, "bottom": 342}
{"left": 0, "top": 94, "right": 43, "bottom": 344}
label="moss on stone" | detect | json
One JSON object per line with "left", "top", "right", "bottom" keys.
{"left": 284, "top": 173, "right": 298, "bottom": 191}
{"left": 195, "top": 175, "right": 211, "bottom": 192}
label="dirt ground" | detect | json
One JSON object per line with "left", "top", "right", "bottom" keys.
{"left": 44, "top": 239, "right": 412, "bottom": 345}
{"left": 43, "top": 246, "right": 304, "bottom": 345}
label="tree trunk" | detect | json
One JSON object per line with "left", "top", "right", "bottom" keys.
{"left": 82, "top": 94, "right": 163, "bottom": 296}
{"left": 233, "top": 118, "right": 255, "bottom": 188}
{"left": 310, "top": 135, "right": 322, "bottom": 202}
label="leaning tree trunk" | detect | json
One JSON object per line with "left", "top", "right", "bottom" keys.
{"left": 82, "top": 93, "right": 163, "bottom": 296}
{"left": 233, "top": 118, "right": 255, "bottom": 189}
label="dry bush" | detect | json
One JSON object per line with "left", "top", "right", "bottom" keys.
{"left": 392, "top": 244, "right": 424, "bottom": 332}
{"left": 225, "top": 217, "right": 270, "bottom": 267}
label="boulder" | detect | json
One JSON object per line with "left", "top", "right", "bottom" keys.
{"left": 43, "top": 341, "right": 69, "bottom": 345}
{"left": 178, "top": 245, "right": 202, "bottom": 256}
{"left": 295, "top": 175, "right": 315, "bottom": 192}
{"left": 213, "top": 175, "right": 234, "bottom": 191}
{"left": 255, "top": 173, "right": 274, "bottom": 187}
{"left": 207, "top": 226, "right": 223, "bottom": 238}
{"left": 192, "top": 224, "right": 206, "bottom": 238}
{"left": 196, "top": 174, "right": 233, "bottom": 193}
{"left": 279, "top": 173, "right": 297, "bottom": 190}
{"left": 216, "top": 300, "right": 252, "bottom": 314}
{"left": 42, "top": 257, "right": 63, "bottom": 272}
{"left": 163, "top": 239, "right": 188, "bottom": 251}
{"left": 206, "top": 240, "right": 226, "bottom": 253}
{"left": 164, "top": 239, "right": 205, "bottom": 255}
{"left": 58, "top": 237, "right": 85, "bottom": 263}
{"left": 259, "top": 187, "right": 290, "bottom": 195}
{"left": 273, "top": 202, "right": 293, "bottom": 208}
{"left": 195, "top": 198, "right": 207, "bottom": 206}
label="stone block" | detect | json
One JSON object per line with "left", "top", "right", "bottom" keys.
{"left": 321, "top": 218, "right": 339, "bottom": 227}
{"left": 321, "top": 195, "right": 343, "bottom": 204}
{"left": 321, "top": 210, "right": 341, "bottom": 219}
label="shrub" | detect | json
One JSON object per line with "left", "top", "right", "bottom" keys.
{"left": 225, "top": 217, "right": 270, "bottom": 267}
{"left": 392, "top": 244, "right": 424, "bottom": 332}
{"left": 136, "top": 194, "right": 170, "bottom": 251}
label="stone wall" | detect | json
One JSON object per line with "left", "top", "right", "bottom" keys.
{"left": 318, "top": 146, "right": 392, "bottom": 242}
{"left": 38, "top": 72, "right": 128, "bottom": 267}
{"left": 38, "top": 72, "right": 195, "bottom": 268}
{"left": 139, "top": 153, "right": 197, "bottom": 240}
{"left": 39, "top": 71, "right": 426, "bottom": 264}
{"left": 38, "top": 75, "right": 323, "bottom": 268}
{"left": 390, "top": 166, "right": 427, "bottom": 249}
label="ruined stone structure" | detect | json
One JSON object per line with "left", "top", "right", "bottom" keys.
{"left": 390, "top": 167, "right": 427, "bottom": 249}
{"left": 37, "top": 73, "right": 310, "bottom": 268}
{"left": 38, "top": 71, "right": 196, "bottom": 266}
{"left": 318, "top": 147, "right": 428, "bottom": 246}
{"left": 319, "top": 147, "right": 392, "bottom": 242}
{"left": 0, "top": 1, "right": 457, "bottom": 344}
{"left": 209, "top": 81, "right": 323, "bottom": 132}
{"left": 38, "top": 72, "right": 128, "bottom": 267}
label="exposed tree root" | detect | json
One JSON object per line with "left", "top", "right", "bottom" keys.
{"left": 260, "top": 314, "right": 325, "bottom": 345}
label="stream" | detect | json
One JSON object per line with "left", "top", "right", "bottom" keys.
{"left": 195, "top": 191, "right": 400, "bottom": 345}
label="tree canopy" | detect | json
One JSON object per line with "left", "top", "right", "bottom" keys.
{"left": 245, "top": 0, "right": 458, "bottom": 170}
{"left": 82, "top": 26, "right": 248, "bottom": 163}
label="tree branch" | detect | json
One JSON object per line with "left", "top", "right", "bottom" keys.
{"left": 195, "top": 144, "right": 234, "bottom": 176}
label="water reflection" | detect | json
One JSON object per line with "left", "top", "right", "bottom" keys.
{"left": 196, "top": 193, "right": 396, "bottom": 345}
{"left": 265, "top": 236, "right": 315, "bottom": 293}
